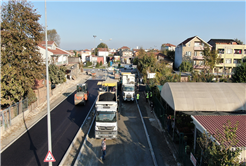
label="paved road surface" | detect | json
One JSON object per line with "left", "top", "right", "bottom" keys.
{"left": 1, "top": 80, "right": 99, "bottom": 166}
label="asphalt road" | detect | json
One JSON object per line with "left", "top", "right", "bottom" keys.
{"left": 75, "top": 84, "right": 154, "bottom": 166}
{"left": 1, "top": 80, "right": 100, "bottom": 166}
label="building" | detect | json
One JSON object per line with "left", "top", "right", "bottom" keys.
{"left": 81, "top": 49, "right": 91, "bottom": 62}
{"left": 207, "top": 39, "right": 246, "bottom": 75}
{"left": 174, "top": 36, "right": 212, "bottom": 71}
{"left": 97, "top": 48, "right": 109, "bottom": 64}
{"left": 161, "top": 43, "right": 176, "bottom": 51}
{"left": 38, "top": 41, "right": 69, "bottom": 66}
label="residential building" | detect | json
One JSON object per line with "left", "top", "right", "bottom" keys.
{"left": 81, "top": 49, "right": 91, "bottom": 62}
{"left": 207, "top": 39, "right": 246, "bottom": 75}
{"left": 91, "top": 55, "right": 98, "bottom": 66}
{"left": 161, "top": 43, "right": 176, "bottom": 51}
{"left": 118, "top": 46, "right": 133, "bottom": 57}
{"left": 38, "top": 41, "right": 69, "bottom": 66}
{"left": 174, "top": 36, "right": 212, "bottom": 71}
{"left": 97, "top": 48, "right": 109, "bottom": 64}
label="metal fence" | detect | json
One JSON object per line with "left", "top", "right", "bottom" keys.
{"left": 0, "top": 98, "right": 29, "bottom": 130}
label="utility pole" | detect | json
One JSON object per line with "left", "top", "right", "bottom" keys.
{"left": 45, "top": 0, "right": 53, "bottom": 165}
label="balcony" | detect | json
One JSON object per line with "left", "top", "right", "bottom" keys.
{"left": 193, "top": 56, "right": 204, "bottom": 60}
{"left": 193, "top": 65, "right": 209, "bottom": 69}
{"left": 193, "top": 46, "right": 204, "bottom": 51}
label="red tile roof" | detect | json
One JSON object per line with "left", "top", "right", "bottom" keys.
{"left": 83, "top": 49, "right": 90, "bottom": 51}
{"left": 121, "top": 46, "right": 130, "bottom": 49}
{"left": 97, "top": 48, "right": 108, "bottom": 51}
{"left": 193, "top": 115, "right": 246, "bottom": 147}
{"left": 178, "top": 36, "right": 196, "bottom": 46}
{"left": 38, "top": 45, "right": 69, "bottom": 55}
{"left": 39, "top": 41, "right": 55, "bottom": 45}
{"left": 162, "top": 43, "right": 176, "bottom": 47}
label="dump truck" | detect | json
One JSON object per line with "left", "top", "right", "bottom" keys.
{"left": 95, "top": 81, "right": 118, "bottom": 139}
{"left": 121, "top": 73, "right": 135, "bottom": 101}
{"left": 114, "top": 68, "right": 120, "bottom": 80}
{"left": 74, "top": 83, "right": 89, "bottom": 105}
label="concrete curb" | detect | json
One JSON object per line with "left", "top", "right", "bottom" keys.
{"left": 59, "top": 97, "right": 97, "bottom": 166}
{"left": 135, "top": 97, "right": 158, "bottom": 166}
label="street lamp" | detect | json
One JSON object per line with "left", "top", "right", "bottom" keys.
{"left": 100, "top": 38, "right": 112, "bottom": 80}
{"left": 93, "top": 35, "right": 97, "bottom": 54}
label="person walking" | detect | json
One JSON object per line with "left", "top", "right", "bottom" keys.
{"left": 146, "top": 91, "right": 149, "bottom": 102}
{"left": 136, "top": 93, "right": 140, "bottom": 102}
{"left": 150, "top": 91, "right": 153, "bottom": 101}
{"left": 167, "top": 115, "right": 171, "bottom": 134}
{"left": 100, "top": 138, "right": 106, "bottom": 161}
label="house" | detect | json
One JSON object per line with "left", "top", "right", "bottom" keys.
{"left": 207, "top": 39, "right": 246, "bottom": 75}
{"left": 91, "top": 55, "right": 98, "bottom": 66}
{"left": 191, "top": 115, "right": 246, "bottom": 164}
{"left": 38, "top": 41, "right": 69, "bottom": 66}
{"left": 161, "top": 43, "right": 176, "bottom": 51}
{"left": 97, "top": 48, "right": 109, "bottom": 64}
{"left": 118, "top": 46, "right": 133, "bottom": 57}
{"left": 81, "top": 49, "right": 91, "bottom": 62}
{"left": 174, "top": 36, "right": 212, "bottom": 71}
{"left": 155, "top": 52, "right": 173, "bottom": 68}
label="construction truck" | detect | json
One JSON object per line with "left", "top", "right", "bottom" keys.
{"left": 74, "top": 83, "right": 89, "bottom": 105}
{"left": 91, "top": 69, "right": 96, "bottom": 77}
{"left": 95, "top": 81, "right": 118, "bottom": 139}
{"left": 121, "top": 72, "right": 135, "bottom": 101}
{"left": 114, "top": 68, "right": 120, "bottom": 80}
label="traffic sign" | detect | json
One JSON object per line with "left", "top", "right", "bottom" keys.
{"left": 44, "top": 151, "right": 56, "bottom": 162}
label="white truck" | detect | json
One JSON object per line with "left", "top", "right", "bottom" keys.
{"left": 95, "top": 81, "right": 118, "bottom": 139}
{"left": 121, "top": 73, "right": 135, "bottom": 101}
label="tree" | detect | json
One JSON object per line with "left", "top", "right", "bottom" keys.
{"left": 41, "top": 29, "right": 61, "bottom": 46}
{"left": 1, "top": 0, "right": 45, "bottom": 106}
{"left": 232, "top": 61, "right": 246, "bottom": 82}
{"left": 96, "top": 62, "right": 100, "bottom": 68}
{"left": 179, "top": 61, "right": 193, "bottom": 72}
{"left": 234, "top": 38, "right": 243, "bottom": 45}
{"left": 100, "top": 61, "right": 102, "bottom": 66}
{"left": 197, "top": 120, "right": 242, "bottom": 166}
{"left": 202, "top": 44, "right": 219, "bottom": 73}
{"left": 167, "top": 50, "right": 175, "bottom": 62}
{"left": 49, "top": 64, "right": 66, "bottom": 84}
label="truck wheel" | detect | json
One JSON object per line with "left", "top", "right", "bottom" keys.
{"left": 83, "top": 100, "right": 86, "bottom": 106}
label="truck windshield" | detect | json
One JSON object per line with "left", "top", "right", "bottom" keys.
{"left": 77, "top": 85, "right": 86, "bottom": 92}
{"left": 96, "top": 111, "right": 116, "bottom": 122}
{"left": 123, "top": 86, "right": 134, "bottom": 91}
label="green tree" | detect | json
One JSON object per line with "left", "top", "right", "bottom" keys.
{"left": 167, "top": 50, "right": 175, "bottom": 62}
{"left": 179, "top": 61, "right": 193, "bottom": 72}
{"left": 234, "top": 38, "right": 244, "bottom": 45}
{"left": 197, "top": 120, "right": 242, "bottom": 166}
{"left": 1, "top": 0, "right": 45, "bottom": 106}
{"left": 41, "top": 29, "right": 61, "bottom": 46}
{"left": 96, "top": 62, "right": 100, "bottom": 68}
{"left": 232, "top": 61, "right": 246, "bottom": 82}
{"left": 133, "top": 57, "right": 138, "bottom": 65}
{"left": 49, "top": 64, "right": 66, "bottom": 84}
{"left": 100, "top": 61, "right": 102, "bottom": 66}
{"left": 202, "top": 44, "right": 219, "bottom": 73}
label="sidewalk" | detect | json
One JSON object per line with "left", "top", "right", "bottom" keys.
{"left": 136, "top": 82, "right": 181, "bottom": 165}
{"left": 1, "top": 71, "right": 90, "bottom": 152}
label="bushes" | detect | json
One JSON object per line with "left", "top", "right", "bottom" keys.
{"left": 86, "top": 61, "right": 92, "bottom": 67}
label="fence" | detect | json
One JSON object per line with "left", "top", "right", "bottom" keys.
{"left": 0, "top": 98, "right": 29, "bottom": 131}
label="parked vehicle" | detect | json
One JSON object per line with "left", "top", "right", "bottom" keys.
{"left": 114, "top": 68, "right": 120, "bottom": 80}
{"left": 74, "top": 83, "right": 89, "bottom": 105}
{"left": 124, "top": 64, "right": 133, "bottom": 70}
{"left": 121, "top": 73, "right": 135, "bottom": 101}
{"left": 95, "top": 81, "right": 118, "bottom": 139}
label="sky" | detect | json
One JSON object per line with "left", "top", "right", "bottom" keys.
{"left": 21, "top": 1, "right": 246, "bottom": 50}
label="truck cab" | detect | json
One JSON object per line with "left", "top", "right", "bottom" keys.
{"left": 74, "top": 83, "right": 88, "bottom": 105}
{"left": 95, "top": 81, "right": 118, "bottom": 139}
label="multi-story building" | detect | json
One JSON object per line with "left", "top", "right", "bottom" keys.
{"left": 97, "top": 48, "right": 109, "bottom": 64}
{"left": 174, "top": 36, "right": 212, "bottom": 71}
{"left": 207, "top": 39, "right": 246, "bottom": 75}
{"left": 81, "top": 49, "right": 91, "bottom": 62}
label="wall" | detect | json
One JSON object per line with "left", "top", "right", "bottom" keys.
{"left": 38, "top": 47, "right": 53, "bottom": 64}
{"left": 174, "top": 46, "right": 183, "bottom": 69}
{"left": 68, "top": 57, "right": 80, "bottom": 64}
{"left": 97, "top": 56, "right": 104, "bottom": 64}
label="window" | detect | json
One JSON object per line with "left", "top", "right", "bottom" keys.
{"left": 194, "top": 52, "right": 197, "bottom": 56}
{"left": 244, "top": 49, "right": 246, "bottom": 54}
{"left": 227, "top": 49, "right": 232, "bottom": 54}
{"left": 234, "top": 49, "right": 242, "bottom": 54}
{"left": 194, "top": 42, "right": 200, "bottom": 47}
{"left": 186, "top": 51, "right": 191, "bottom": 56}
{"left": 218, "top": 49, "right": 224, "bottom": 54}
{"left": 199, "top": 52, "right": 203, "bottom": 56}
{"left": 188, "top": 42, "right": 191, "bottom": 47}
{"left": 225, "top": 59, "right": 232, "bottom": 64}
{"left": 233, "top": 59, "right": 241, "bottom": 64}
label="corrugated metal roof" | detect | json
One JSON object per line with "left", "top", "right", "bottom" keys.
{"left": 161, "top": 83, "right": 246, "bottom": 112}
{"left": 193, "top": 115, "right": 246, "bottom": 147}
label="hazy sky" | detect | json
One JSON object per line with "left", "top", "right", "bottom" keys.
{"left": 28, "top": 1, "right": 246, "bottom": 50}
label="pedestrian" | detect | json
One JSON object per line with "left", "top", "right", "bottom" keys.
{"left": 150, "top": 101, "right": 154, "bottom": 113}
{"left": 150, "top": 91, "right": 153, "bottom": 101}
{"left": 146, "top": 91, "right": 149, "bottom": 102}
{"left": 136, "top": 93, "right": 140, "bottom": 102}
{"left": 100, "top": 138, "right": 106, "bottom": 161}
{"left": 137, "top": 82, "right": 139, "bottom": 91}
